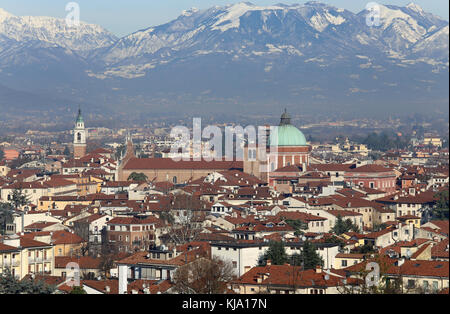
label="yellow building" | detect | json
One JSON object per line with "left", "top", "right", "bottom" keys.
{"left": 37, "top": 195, "right": 91, "bottom": 211}
{"left": 1, "top": 237, "right": 55, "bottom": 279}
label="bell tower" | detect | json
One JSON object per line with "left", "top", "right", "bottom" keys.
{"left": 73, "top": 107, "right": 87, "bottom": 159}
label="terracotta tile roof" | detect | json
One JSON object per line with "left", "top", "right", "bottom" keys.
{"left": 376, "top": 191, "right": 438, "bottom": 205}
{"left": 432, "top": 239, "right": 449, "bottom": 259}
{"left": 390, "top": 260, "right": 449, "bottom": 278}
{"left": 347, "top": 164, "right": 394, "bottom": 173}
{"left": 124, "top": 158, "right": 243, "bottom": 171}
{"left": 24, "top": 221, "right": 58, "bottom": 230}
{"left": 309, "top": 164, "right": 355, "bottom": 172}
{"left": 107, "top": 216, "right": 161, "bottom": 226}
{"left": 234, "top": 265, "right": 360, "bottom": 288}
{"left": 426, "top": 220, "right": 449, "bottom": 236}
{"left": 118, "top": 246, "right": 208, "bottom": 267}
{"left": 55, "top": 256, "right": 102, "bottom": 269}
{"left": 326, "top": 210, "right": 363, "bottom": 217}
{"left": 276, "top": 211, "right": 327, "bottom": 222}
{"left": 22, "top": 230, "right": 86, "bottom": 245}
{"left": 0, "top": 243, "right": 19, "bottom": 252}
{"left": 20, "top": 237, "right": 53, "bottom": 248}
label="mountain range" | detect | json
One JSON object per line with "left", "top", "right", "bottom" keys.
{"left": 0, "top": 2, "right": 448, "bottom": 121}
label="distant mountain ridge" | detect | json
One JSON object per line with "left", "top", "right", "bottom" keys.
{"left": 0, "top": 2, "right": 448, "bottom": 119}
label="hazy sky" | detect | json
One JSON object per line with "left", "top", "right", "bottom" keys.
{"left": 1, "top": 0, "right": 448, "bottom": 37}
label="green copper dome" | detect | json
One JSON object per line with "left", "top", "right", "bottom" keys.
{"left": 269, "top": 110, "right": 308, "bottom": 147}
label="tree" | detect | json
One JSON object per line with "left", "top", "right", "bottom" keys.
{"left": 9, "top": 188, "right": 30, "bottom": 210}
{"left": 0, "top": 148, "right": 4, "bottom": 160}
{"left": 0, "top": 202, "right": 14, "bottom": 235}
{"left": 285, "top": 219, "right": 308, "bottom": 236}
{"left": 351, "top": 244, "right": 376, "bottom": 254}
{"left": 432, "top": 190, "right": 449, "bottom": 220}
{"left": 172, "top": 257, "right": 234, "bottom": 294}
{"left": 291, "top": 240, "right": 324, "bottom": 270}
{"left": 163, "top": 194, "right": 205, "bottom": 245}
{"left": 98, "top": 241, "right": 119, "bottom": 278}
{"left": 127, "top": 172, "right": 148, "bottom": 182}
{"left": 0, "top": 268, "right": 56, "bottom": 294}
{"left": 332, "top": 215, "right": 359, "bottom": 235}
{"left": 69, "top": 286, "right": 87, "bottom": 294}
{"left": 63, "top": 146, "right": 70, "bottom": 156}
{"left": 260, "top": 241, "right": 289, "bottom": 266}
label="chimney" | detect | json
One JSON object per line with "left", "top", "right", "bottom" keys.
{"left": 105, "top": 286, "right": 110, "bottom": 293}
{"left": 266, "top": 259, "right": 272, "bottom": 266}
{"left": 315, "top": 265, "right": 322, "bottom": 274}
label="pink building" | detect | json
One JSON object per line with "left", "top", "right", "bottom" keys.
{"left": 344, "top": 165, "right": 397, "bottom": 194}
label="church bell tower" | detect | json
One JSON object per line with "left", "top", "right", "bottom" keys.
{"left": 73, "top": 107, "right": 87, "bottom": 159}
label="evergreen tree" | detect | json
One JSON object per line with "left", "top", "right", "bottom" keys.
{"left": 260, "top": 241, "right": 289, "bottom": 265}
{"left": 0, "top": 268, "right": 56, "bottom": 294}
{"left": 432, "top": 190, "right": 449, "bottom": 220}
{"left": 291, "top": 240, "right": 324, "bottom": 270}
{"left": 0, "top": 202, "right": 14, "bottom": 235}
{"left": 69, "top": 286, "right": 87, "bottom": 294}
{"left": 332, "top": 215, "right": 359, "bottom": 235}
{"left": 127, "top": 172, "right": 148, "bottom": 182}
{"left": 63, "top": 146, "right": 70, "bottom": 156}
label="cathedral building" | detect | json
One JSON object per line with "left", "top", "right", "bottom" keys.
{"left": 244, "top": 110, "right": 311, "bottom": 184}
{"left": 73, "top": 108, "right": 87, "bottom": 159}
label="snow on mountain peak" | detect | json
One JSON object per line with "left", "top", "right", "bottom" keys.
{"left": 212, "top": 2, "right": 286, "bottom": 32}
{"left": 406, "top": 3, "right": 424, "bottom": 13}
{"left": 309, "top": 10, "right": 346, "bottom": 32}
{"left": 181, "top": 7, "right": 199, "bottom": 17}
{"left": 0, "top": 8, "right": 14, "bottom": 21}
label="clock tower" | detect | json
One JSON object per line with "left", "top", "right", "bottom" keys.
{"left": 73, "top": 108, "right": 87, "bottom": 159}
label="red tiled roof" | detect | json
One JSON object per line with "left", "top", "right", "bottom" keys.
{"left": 107, "top": 216, "right": 161, "bottom": 226}
{"left": 276, "top": 211, "right": 327, "bottom": 222}
{"left": 55, "top": 256, "right": 101, "bottom": 269}
{"left": 124, "top": 158, "right": 243, "bottom": 170}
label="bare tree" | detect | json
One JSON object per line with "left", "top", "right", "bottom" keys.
{"left": 172, "top": 256, "right": 234, "bottom": 294}
{"left": 162, "top": 194, "right": 206, "bottom": 245}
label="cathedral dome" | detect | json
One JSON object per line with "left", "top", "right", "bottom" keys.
{"left": 269, "top": 110, "right": 308, "bottom": 147}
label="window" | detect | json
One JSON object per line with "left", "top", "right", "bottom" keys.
{"left": 341, "top": 260, "right": 347, "bottom": 267}
{"left": 407, "top": 280, "right": 415, "bottom": 289}
{"left": 432, "top": 281, "right": 438, "bottom": 291}
{"left": 232, "top": 261, "right": 237, "bottom": 268}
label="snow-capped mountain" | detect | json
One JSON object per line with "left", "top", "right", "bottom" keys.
{"left": 0, "top": 8, "right": 117, "bottom": 53}
{"left": 0, "top": 2, "right": 448, "bottom": 118}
